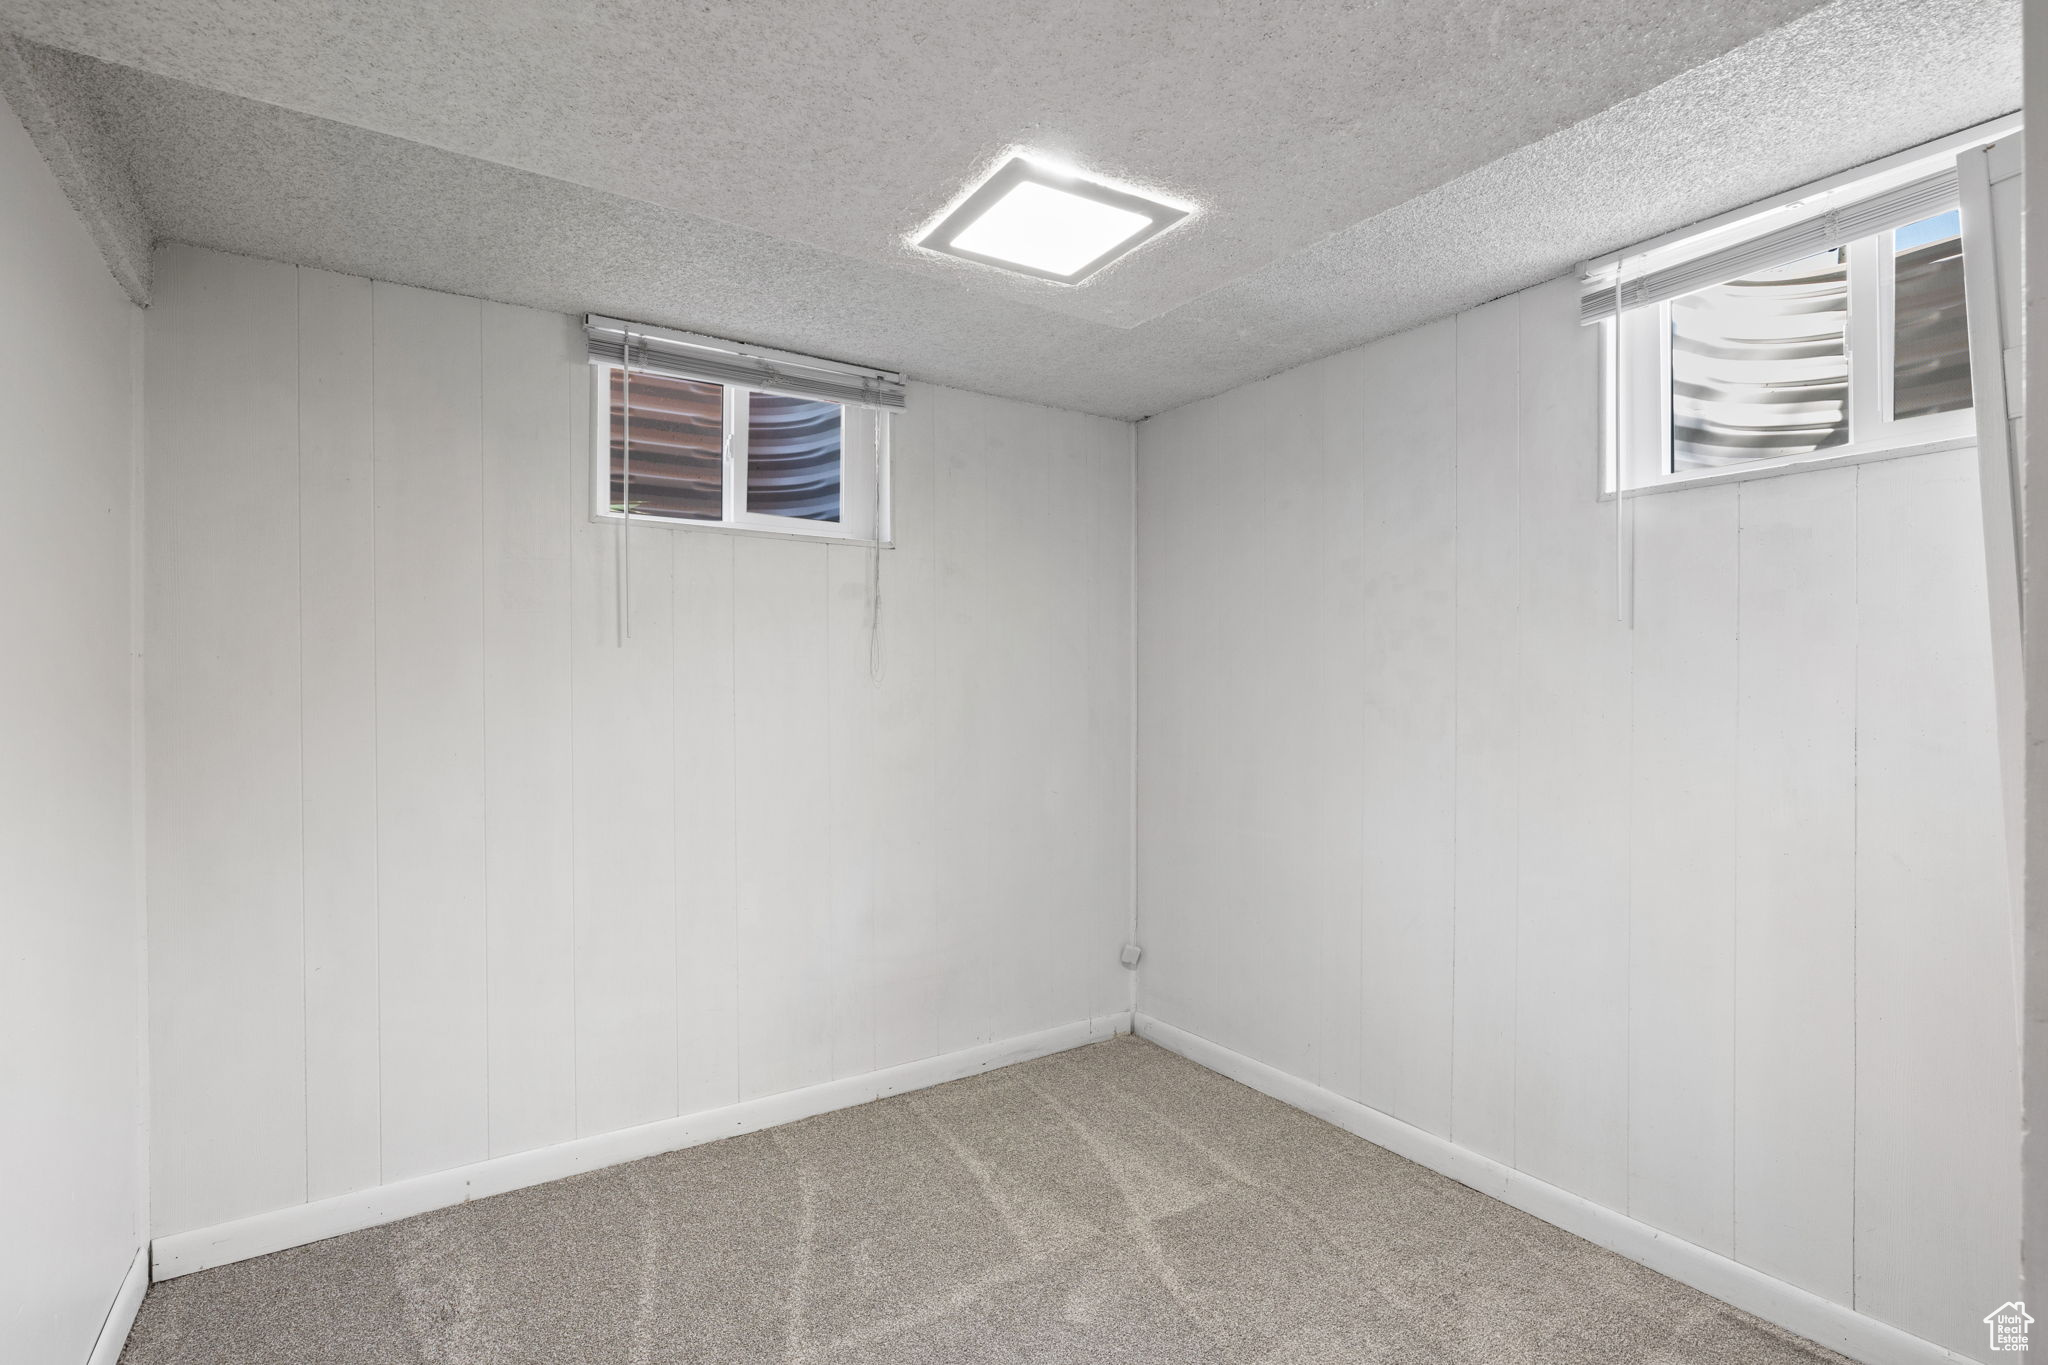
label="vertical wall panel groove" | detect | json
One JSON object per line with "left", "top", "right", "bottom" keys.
{"left": 1450, "top": 295, "right": 1523, "bottom": 1165}
{"left": 1626, "top": 483, "right": 1737, "bottom": 1252}
{"left": 1310, "top": 349, "right": 1367, "bottom": 1105}
{"left": 825, "top": 541, "right": 878, "bottom": 1082}
{"left": 299, "top": 266, "right": 380, "bottom": 1200}
{"left": 147, "top": 245, "right": 308, "bottom": 1235}
{"left": 571, "top": 399, "right": 681, "bottom": 1135}
{"left": 481, "top": 303, "right": 578, "bottom": 1156}
{"left": 371, "top": 280, "right": 488, "bottom": 1182}
{"left": 930, "top": 385, "right": 993, "bottom": 1056}
{"left": 870, "top": 396, "right": 941, "bottom": 1070}
{"left": 674, "top": 532, "right": 739, "bottom": 1112}
{"left": 1356, "top": 322, "right": 1458, "bottom": 1135}
{"left": 1732, "top": 467, "right": 1856, "bottom": 1302}
{"left": 1511, "top": 278, "right": 1631, "bottom": 1212}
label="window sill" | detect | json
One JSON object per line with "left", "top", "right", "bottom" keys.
{"left": 592, "top": 511, "right": 893, "bottom": 549}
{"left": 1605, "top": 434, "right": 1974, "bottom": 501}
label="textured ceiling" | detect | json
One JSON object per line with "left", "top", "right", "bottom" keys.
{"left": 0, "top": 0, "right": 2022, "bottom": 418}
{"left": 0, "top": 0, "right": 1849, "bottom": 328}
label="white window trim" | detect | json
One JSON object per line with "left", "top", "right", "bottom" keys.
{"left": 1588, "top": 112, "right": 2016, "bottom": 501}
{"left": 1603, "top": 215, "right": 1975, "bottom": 500}
{"left": 589, "top": 364, "right": 894, "bottom": 546}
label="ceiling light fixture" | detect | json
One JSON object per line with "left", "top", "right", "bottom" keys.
{"left": 918, "top": 156, "right": 1189, "bottom": 284}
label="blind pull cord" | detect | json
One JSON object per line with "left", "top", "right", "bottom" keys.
{"left": 868, "top": 402, "right": 887, "bottom": 682}
{"left": 618, "top": 335, "right": 634, "bottom": 647}
{"left": 1613, "top": 263, "right": 1633, "bottom": 629}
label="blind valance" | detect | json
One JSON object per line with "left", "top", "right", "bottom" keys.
{"left": 585, "top": 315, "right": 907, "bottom": 409}
{"left": 1577, "top": 167, "right": 1960, "bottom": 325}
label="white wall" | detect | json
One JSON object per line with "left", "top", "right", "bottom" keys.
{"left": 2022, "top": 0, "right": 2048, "bottom": 1313}
{"left": 143, "top": 244, "right": 1135, "bottom": 1238}
{"left": 0, "top": 95, "right": 146, "bottom": 1361}
{"left": 1137, "top": 274, "right": 2020, "bottom": 1362}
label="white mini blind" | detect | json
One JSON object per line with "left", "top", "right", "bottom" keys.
{"left": 1578, "top": 167, "right": 1961, "bottom": 325}
{"left": 586, "top": 315, "right": 907, "bottom": 409}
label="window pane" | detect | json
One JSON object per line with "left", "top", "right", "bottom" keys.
{"left": 1670, "top": 247, "right": 1849, "bottom": 470}
{"left": 746, "top": 392, "right": 841, "bottom": 522}
{"left": 1892, "top": 209, "right": 1971, "bottom": 420}
{"left": 612, "top": 370, "right": 723, "bottom": 520}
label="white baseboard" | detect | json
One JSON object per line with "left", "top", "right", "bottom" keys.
{"left": 153, "top": 1011, "right": 1132, "bottom": 1281}
{"left": 87, "top": 1244, "right": 149, "bottom": 1365}
{"left": 1132, "top": 1013, "right": 1976, "bottom": 1365}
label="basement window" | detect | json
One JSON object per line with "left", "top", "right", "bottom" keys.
{"left": 1593, "top": 172, "right": 1975, "bottom": 494}
{"left": 585, "top": 316, "right": 898, "bottom": 542}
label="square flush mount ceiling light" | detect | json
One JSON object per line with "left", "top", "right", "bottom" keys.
{"left": 919, "top": 157, "right": 1190, "bottom": 284}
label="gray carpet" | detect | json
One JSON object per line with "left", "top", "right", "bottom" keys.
{"left": 122, "top": 1036, "right": 1849, "bottom": 1364}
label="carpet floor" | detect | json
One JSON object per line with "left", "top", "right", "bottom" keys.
{"left": 122, "top": 1035, "right": 1849, "bottom": 1364}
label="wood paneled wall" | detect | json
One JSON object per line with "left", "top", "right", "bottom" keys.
{"left": 144, "top": 245, "right": 1134, "bottom": 1237}
{"left": 1137, "top": 275, "right": 2019, "bottom": 1362}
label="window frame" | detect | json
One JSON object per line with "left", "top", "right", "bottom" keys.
{"left": 589, "top": 363, "right": 892, "bottom": 545}
{"left": 1605, "top": 205, "right": 1976, "bottom": 498}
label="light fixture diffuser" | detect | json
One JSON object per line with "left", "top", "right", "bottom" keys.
{"left": 920, "top": 158, "right": 1188, "bottom": 284}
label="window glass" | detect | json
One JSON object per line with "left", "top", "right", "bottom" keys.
{"left": 1892, "top": 209, "right": 1971, "bottom": 420}
{"left": 746, "top": 392, "right": 842, "bottom": 522}
{"left": 611, "top": 371, "right": 723, "bottom": 520}
{"left": 1670, "top": 247, "right": 1850, "bottom": 471}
